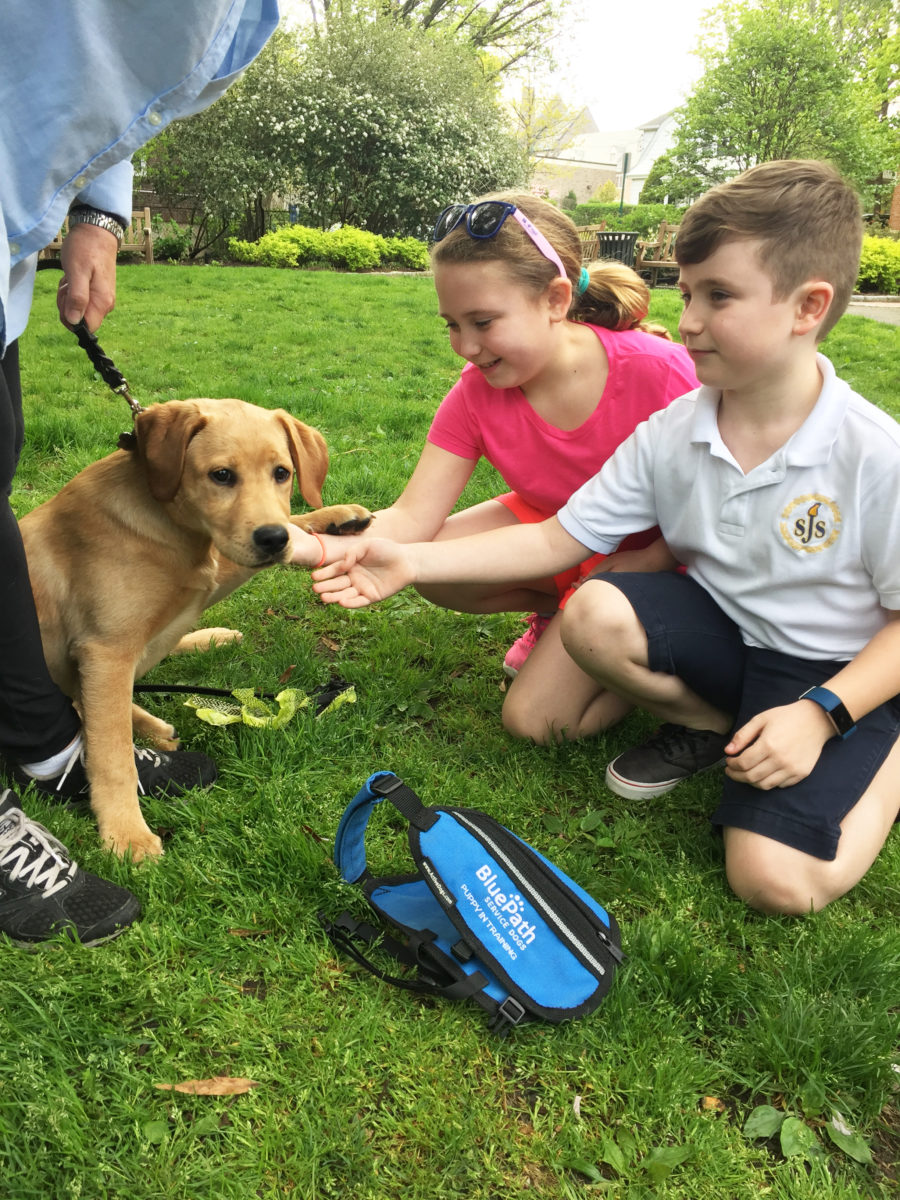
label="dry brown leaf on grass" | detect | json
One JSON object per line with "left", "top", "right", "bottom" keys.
{"left": 155, "top": 1076, "right": 261, "bottom": 1095}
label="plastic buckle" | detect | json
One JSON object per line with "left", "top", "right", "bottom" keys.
{"left": 370, "top": 773, "right": 404, "bottom": 797}
{"left": 489, "top": 996, "right": 527, "bottom": 1036}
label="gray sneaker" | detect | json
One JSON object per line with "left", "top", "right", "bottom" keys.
{"left": 605, "top": 724, "right": 729, "bottom": 800}
{"left": 0, "top": 790, "right": 140, "bottom": 946}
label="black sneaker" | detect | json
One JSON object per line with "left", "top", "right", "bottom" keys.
{"left": 0, "top": 789, "right": 140, "bottom": 946}
{"left": 12, "top": 743, "right": 217, "bottom": 804}
{"left": 605, "top": 723, "right": 729, "bottom": 799}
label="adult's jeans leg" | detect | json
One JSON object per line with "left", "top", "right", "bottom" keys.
{"left": 0, "top": 341, "right": 80, "bottom": 762}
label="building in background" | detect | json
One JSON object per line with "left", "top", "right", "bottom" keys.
{"left": 531, "top": 109, "right": 677, "bottom": 207}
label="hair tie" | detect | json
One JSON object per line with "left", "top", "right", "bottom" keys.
{"left": 577, "top": 267, "right": 590, "bottom": 296}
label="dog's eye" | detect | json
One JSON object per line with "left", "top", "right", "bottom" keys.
{"left": 273, "top": 466, "right": 292, "bottom": 484}
{"left": 209, "top": 468, "right": 236, "bottom": 486}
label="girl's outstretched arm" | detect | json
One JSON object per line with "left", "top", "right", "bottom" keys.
{"left": 310, "top": 517, "right": 588, "bottom": 609}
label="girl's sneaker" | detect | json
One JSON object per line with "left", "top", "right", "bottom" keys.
{"left": 503, "top": 613, "right": 553, "bottom": 678}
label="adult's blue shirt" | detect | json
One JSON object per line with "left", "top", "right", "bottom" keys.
{"left": 0, "top": 0, "right": 279, "bottom": 352}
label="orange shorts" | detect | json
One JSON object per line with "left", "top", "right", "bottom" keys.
{"left": 495, "top": 492, "right": 607, "bottom": 609}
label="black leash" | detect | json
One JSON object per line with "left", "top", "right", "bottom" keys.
{"left": 70, "top": 317, "right": 144, "bottom": 416}
{"left": 41, "top": 254, "right": 145, "bottom": 418}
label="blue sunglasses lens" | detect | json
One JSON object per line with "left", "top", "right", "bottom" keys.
{"left": 433, "top": 205, "right": 467, "bottom": 242}
{"left": 466, "top": 202, "right": 512, "bottom": 237}
{"left": 433, "top": 201, "right": 513, "bottom": 243}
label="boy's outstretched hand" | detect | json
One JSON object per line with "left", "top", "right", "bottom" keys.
{"left": 312, "top": 538, "right": 416, "bottom": 607}
{"left": 287, "top": 525, "right": 416, "bottom": 607}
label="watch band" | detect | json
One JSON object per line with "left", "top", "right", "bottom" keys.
{"left": 800, "top": 685, "right": 857, "bottom": 739}
{"left": 68, "top": 206, "right": 125, "bottom": 246}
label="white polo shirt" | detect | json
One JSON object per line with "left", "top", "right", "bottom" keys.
{"left": 558, "top": 355, "right": 900, "bottom": 661}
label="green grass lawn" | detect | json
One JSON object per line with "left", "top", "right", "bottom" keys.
{"left": 2, "top": 264, "right": 899, "bottom": 1199}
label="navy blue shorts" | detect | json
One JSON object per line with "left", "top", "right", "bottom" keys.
{"left": 586, "top": 571, "right": 900, "bottom": 861}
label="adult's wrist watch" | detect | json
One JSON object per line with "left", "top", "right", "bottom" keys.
{"left": 799, "top": 685, "right": 857, "bottom": 738}
{"left": 68, "top": 205, "right": 126, "bottom": 245}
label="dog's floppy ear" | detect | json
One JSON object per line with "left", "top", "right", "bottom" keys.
{"left": 274, "top": 412, "right": 328, "bottom": 509}
{"left": 135, "top": 401, "right": 209, "bottom": 502}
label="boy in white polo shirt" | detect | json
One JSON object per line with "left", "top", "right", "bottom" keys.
{"left": 297, "top": 159, "right": 900, "bottom": 916}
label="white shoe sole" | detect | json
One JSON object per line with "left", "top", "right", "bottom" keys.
{"left": 605, "top": 756, "right": 725, "bottom": 801}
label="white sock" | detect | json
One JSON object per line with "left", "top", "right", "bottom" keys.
{"left": 21, "top": 734, "right": 83, "bottom": 780}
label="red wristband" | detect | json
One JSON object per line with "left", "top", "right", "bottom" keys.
{"left": 311, "top": 532, "right": 327, "bottom": 569}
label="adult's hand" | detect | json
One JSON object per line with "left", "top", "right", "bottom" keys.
{"left": 57, "top": 221, "right": 119, "bottom": 332}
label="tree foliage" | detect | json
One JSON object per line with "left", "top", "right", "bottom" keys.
{"left": 284, "top": 15, "right": 526, "bottom": 234}
{"left": 139, "top": 20, "right": 526, "bottom": 252}
{"left": 138, "top": 29, "right": 305, "bottom": 252}
{"left": 303, "top": 0, "right": 570, "bottom": 75}
{"left": 647, "top": 0, "right": 898, "bottom": 205}
{"left": 507, "top": 83, "right": 586, "bottom": 161}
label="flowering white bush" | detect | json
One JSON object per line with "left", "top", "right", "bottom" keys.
{"left": 140, "top": 22, "right": 525, "bottom": 253}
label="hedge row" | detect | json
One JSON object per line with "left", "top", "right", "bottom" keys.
{"left": 570, "top": 202, "right": 686, "bottom": 237}
{"left": 857, "top": 235, "right": 900, "bottom": 294}
{"left": 227, "top": 223, "right": 429, "bottom": 272}
{"left": 225, "top": 220, "right": 898, "bottom": 294}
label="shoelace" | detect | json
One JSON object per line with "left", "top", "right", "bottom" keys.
{"left": 53, "top": 739, "right": 86, "bottom": 793}
{"left": 51, "top": 742, "right": 166, "bottom": 796}
{"left": 519, "top": 613, "right": 552, "bottom": 649}
{"left": 652, "top": 724, "right": 720, "bottom": 763}
{"left": 0, "top": 803, "right": 75, "bottom": 897}
{"left": 133, "top": 746, "right": 166, "bottom": 796}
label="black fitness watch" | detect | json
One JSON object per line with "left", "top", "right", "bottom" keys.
{"left": 800, "top": 685, "right": 857, "bottom": 739}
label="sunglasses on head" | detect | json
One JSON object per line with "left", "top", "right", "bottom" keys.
{"left": 432, "top": 201, "right": 568, "bottom": 281}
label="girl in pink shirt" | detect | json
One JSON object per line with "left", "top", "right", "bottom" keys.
{"left": 367, "top": 192, "right": 697, "bottom": 742}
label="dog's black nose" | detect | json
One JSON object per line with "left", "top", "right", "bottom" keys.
{"left": 253, "top": 524, "right": 289, "bottom": 555}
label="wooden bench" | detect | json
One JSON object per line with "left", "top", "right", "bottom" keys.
{"left": 39, "top": 206, "right": 154, "bottom": 264}
{"left": 576, "top": 224, "right": 607, "bottom": 264}
{"left": 634, "top": 221, "right": 679, "bottom": 286}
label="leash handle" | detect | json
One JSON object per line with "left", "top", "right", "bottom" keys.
{"left": 71, "top": 318, "right": 144, "bottom": 416}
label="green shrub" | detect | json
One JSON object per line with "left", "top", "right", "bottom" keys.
{"left": 571, "top": 201, "right": 685, "bottom": 237}
{"left": 322, "top": 226, "right": 386, "bottom": 271}
{"left": 227, "top": 223, "right": 428, "bottom": 272}
{"left": 228, "top": 224, "right": 329, "bottom": 267}
{"left": 151, "top": 216, "right": 191, "bottom": 262}
{"left": 382, "top": 236, "right": 430, "bottom": 271}
{"left": 856, "top": 235, "right": 900, "bottom": 294}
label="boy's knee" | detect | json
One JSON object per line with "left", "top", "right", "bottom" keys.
{"left": 561, "top": 580, "right": 629, "bottom": 647}
{"left": 724, "top": 835, "right": 842, "bottom": 915}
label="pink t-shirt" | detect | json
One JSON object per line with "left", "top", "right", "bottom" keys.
{"left": 427, "top": 323, "right": 699, "bottom": 516}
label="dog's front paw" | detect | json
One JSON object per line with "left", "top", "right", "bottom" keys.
{"left": 132, "top": 705, "right": 180, "bottom": 751}
{"left": 292, "top": 504, "right": 373, "bottom": 537}
{"left": 101, "top": 820, "right": 164, "bottom": 862}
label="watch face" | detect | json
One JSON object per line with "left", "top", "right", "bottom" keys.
{"left": 802, "top": 687, "right": 855, "bottom": 737}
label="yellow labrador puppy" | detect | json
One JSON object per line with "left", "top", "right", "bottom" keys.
{"left": 19, "top": 398, "right": 370, "bottom": 861}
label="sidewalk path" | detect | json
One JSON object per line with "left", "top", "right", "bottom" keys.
{"left": 844, "top": 298, "right": 900, "bottom": 327}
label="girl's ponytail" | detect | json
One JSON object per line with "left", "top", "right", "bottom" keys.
{"left": 573, "top": 261, "right": 672, "bottom": 340}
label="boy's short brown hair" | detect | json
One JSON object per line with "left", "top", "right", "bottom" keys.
{"left": 676, "top": 160, "right": 863, "bottom": 338}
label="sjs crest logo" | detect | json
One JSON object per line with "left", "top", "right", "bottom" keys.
{"left": 779, "top": 493, "right": 841, "bottom": 553}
